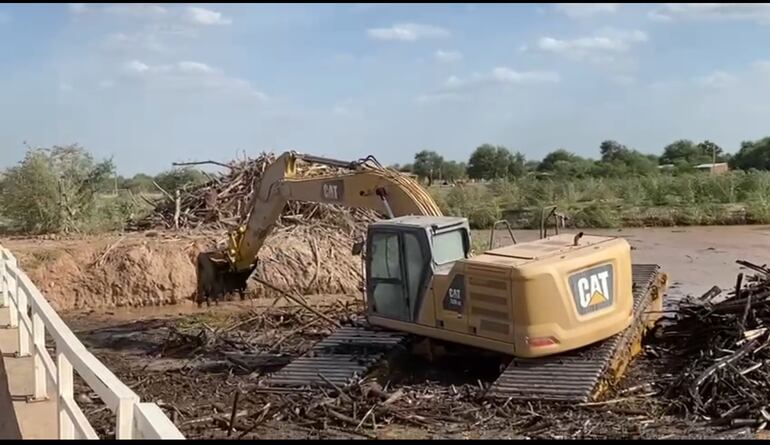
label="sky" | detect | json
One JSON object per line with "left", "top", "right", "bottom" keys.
{"left": 2, "top": 3, "right": 770, "bottom": 175}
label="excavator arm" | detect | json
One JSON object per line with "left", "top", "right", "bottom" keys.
{"left": 195, "top": 151, "right": 442, "bottom": 305}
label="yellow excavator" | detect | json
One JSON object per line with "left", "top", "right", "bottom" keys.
{"left": 196, "top": 151, "right": 668, "bottom": 402}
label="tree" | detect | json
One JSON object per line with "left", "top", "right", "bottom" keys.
{"left": 524, "top": 160, "right": 540, "bottom": 173}
{"left": 466, "top": 144, "right": 526, "bottom": 180}
{"left": 599, "top": 140, "right": 627, "bottom": 162}
{"left": 154, "top": 168, "right": 208, "bottom": 193}
{"left": 696, "top": 140, "right": 726, "bottom": 164}
{"left": 596, "top": 140, "right": 658, "bottom": 176}
{"left": 536, "top": 149, "right": 594, "bottom": 177}
{"left": 508, "top": 151, "right": 526, "bottom": 178}
{"left": 660, "top": 139, "right": 725, "bottom": 166}
{"left": 0, "top": 144, "right": 115, "bottom": 233}
{"left": 121, "top": 173, "right": 155, "bottom": 193}
{"left": 412, "top": 150, "right": 444, "bottom": 185}
{"left": 729, "top": 137, "right": 770, "bottom": 171}
{"left": 441, "top": 161, "right": 466, "bottom": 182}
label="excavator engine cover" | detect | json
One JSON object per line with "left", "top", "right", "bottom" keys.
{"left": 196, "top": 250, "right": 255, "bottom": 306}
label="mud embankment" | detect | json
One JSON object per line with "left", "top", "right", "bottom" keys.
{"left": 1, "top": 228, "right": 366, "bottom": 312}
{"left": 4, "top": 225, "right": 770, "bottom": 313}
{"left": 2, "top": 234, "right": 206, "bottom": 311}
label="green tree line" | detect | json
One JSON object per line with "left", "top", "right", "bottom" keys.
{"left": 396, "top": 137, "right": 770, "bottom": 183}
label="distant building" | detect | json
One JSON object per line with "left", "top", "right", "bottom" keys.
{"left": 695, "top": 162, "right": 729, "bottom": 174}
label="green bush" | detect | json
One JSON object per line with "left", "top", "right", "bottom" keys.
{"left": 0, "top": 145, "right": 127, "bottom": 234}
{"left": 432, "top": 171, "right": 770, "bottom": 229}
{"left": 441, "top": 186, "right": 502, "bottom": 229}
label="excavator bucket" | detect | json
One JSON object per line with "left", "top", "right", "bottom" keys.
{"left": 195, "top": 250, "right": 255, "bottom": 306}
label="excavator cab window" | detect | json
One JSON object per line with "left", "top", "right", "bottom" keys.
{"left": 432, "top": 229, "right": 467, "bottom": 265}
{"left": 366, "top": 228, "right": 431, "bottom": 322}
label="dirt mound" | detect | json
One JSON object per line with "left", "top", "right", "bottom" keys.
{"left": 5, "top": 230, "right": 365, "bottom": 312}
{"left": 6, "top": 235, "right": 201, "bottom": 311}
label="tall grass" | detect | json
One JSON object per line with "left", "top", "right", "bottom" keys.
{"left": 433, "top": 171, "right": 770, "bottom": 229}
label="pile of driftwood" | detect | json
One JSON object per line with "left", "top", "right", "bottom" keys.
{"left": 127, "top": 153, "right": 380, "bottom": 232}
{"left": 655, "top": 259, "right": 770, "bottom": 429}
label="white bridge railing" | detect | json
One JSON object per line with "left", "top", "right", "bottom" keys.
{"left": 0, "top": 246, "right": 185, "bottom": 439}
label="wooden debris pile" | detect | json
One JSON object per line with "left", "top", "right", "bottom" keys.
{"left": 158, "top": 301, "right": 363, "bottom": 365}
{"left": 126, "top": 153, "right": 380, "bottom": 232}
{"left": 248, "top": 378, "right": 494, "bottom": 439}
{"left": 654, "top": 259, "right": 770, "bottom": 429}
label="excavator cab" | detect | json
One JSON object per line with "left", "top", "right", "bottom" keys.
{"left": 363, "top": 216, "right": 471, "bottom": 322}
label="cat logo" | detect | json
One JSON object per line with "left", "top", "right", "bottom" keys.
{"left": 568, "top": 264, "right": 614, "bottom": 315}
{"left": 321, "top": 180, "right": 344, "bottom": 202}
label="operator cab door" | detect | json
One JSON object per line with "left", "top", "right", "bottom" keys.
{"left": 431, "top": 229, "right": 472, "bottom": 334}
{"left": 366, "top": 229, "right": 430, "bottom": 322}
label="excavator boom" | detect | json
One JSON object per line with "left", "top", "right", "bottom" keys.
{"left": 195, "top": 151, "right": 441, "bottom": 305}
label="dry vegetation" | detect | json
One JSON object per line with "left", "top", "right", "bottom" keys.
{"left": 433, "top": 171, "right": 770, "bottom": 229}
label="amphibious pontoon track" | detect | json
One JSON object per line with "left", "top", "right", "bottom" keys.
{"left": 265, "top": 264, "right": 666, "bottom": 402}
{"left": 485, "top": 264, "right": 666, "bottom": 403}
{"left": 265, "top": 326, "right": 410, "bottom": 388}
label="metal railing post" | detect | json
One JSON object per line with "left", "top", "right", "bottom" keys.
{"left": 17, "top": 285, "right": 30, "bottom": 357}
{"left": 116, "top": 398, "right": 136, "bottom": 439}
{"left": 8, "top": 257, "right": 18, "bottom": 328}
{"left": 57, "top": 347, "right": 75, "bottom": 439}
{"left": 32, "top": 309, "right": 47, "bottom": 400}
{"left": 1, "top": 251, "right": 7, "bottom": 308}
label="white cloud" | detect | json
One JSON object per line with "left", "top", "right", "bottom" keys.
{"left": 332, "top": 105, "right": 352, "bottom": 116}
{"left": 125, "top": 60, "right": 150, "bottom": 73}
{"left": 553, "top": 3, "right": 620, "bottom": 19}
{"left": 70, "top": 3, "right": 231, "bottom": 26}
{"left": 650, "top": 3, "right": 770, "bottom": 25}
{"left": 102, "top": 32, "right": 166, "bottom": 53}
{"left": 434, "top": 49, "right": 462, "bottom": 63}
{"left": 752, "top": 60, "right": 770, "bottom": 72}
{"left": 419, "top": 66, "right": 559, "bottom": 102}
{"left": 122, "top": 59, "right": 267, "bottom": 100}
{"left": 59, "top": 82, "right": 73, "bottom": 92}
{"left": 68, "top": 3, "right": 88, "bottom": 14}
{"left": 535, "top": 29, "right": 648, "bottom": 60}
{"left": 98, "top": 80, "right": 115, "bottom": 89}
{"left": 102, "top": 3, "right": 169, "bottom": 20}
{"left": 694, "top": 70, "right": 737, "bottom": 89}
{"left": 177, "top": 61, "right": 215, "bottom": 74}
{"left": 490, "top": 67, "right": 560, "bottom": 83}
{"left": 183, "top": 6, "right": 231, "bottom": 26}
{"left": 367, "top": 23, "right": 449, "bottom": 42}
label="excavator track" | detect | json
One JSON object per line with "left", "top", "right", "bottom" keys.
{"left": 485, "top": 264, "right": 666, "bottom": 403}
{"left": 264, "top": 265, "right": 666, "bottom": 402}
{"left": 264, "top": 326, "right": 410, "bottom": 389}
